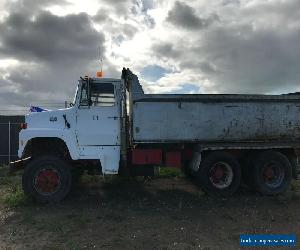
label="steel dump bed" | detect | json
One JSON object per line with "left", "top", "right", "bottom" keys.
{"left": 125, "top": 70, "right": 300, "bottom": 146}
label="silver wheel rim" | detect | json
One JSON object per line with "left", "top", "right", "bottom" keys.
{"left": 209, "top": 161, "right": 234, "bottom": 189}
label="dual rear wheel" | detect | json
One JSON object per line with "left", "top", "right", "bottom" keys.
{"left": 244, "top": 150, "right": 292, "bottom": 195}
{"left": 195, "top": 150, "right": 292, "bottom": 197}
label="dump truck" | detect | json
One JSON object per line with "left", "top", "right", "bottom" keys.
{"left": 11, "top": 68, "right": 300, "bottom": 202}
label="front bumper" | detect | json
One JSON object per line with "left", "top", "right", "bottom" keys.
{"left": 9, "top": 157, "right": 31, "bottom": 175}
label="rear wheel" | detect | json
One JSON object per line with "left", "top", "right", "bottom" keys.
{"left": 241, "top": 152, "right": 257, "bottom": 190}
{"left": 182, "top": 160, "right": 196, "bottom": 179}
{"left": 22, "top": 155, "right": 72, "bottom": 203}
{"left": 196, "top": 151, "right": 241, "bottom": 197}
{"left": 252, "top": 151, "right": 292, "bottom": 195}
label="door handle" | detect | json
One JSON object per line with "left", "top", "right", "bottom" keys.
{"left": 108, "top": 116, "right": 118, "bottom": 120}
{"left": 93, "top": 115, "right": 99, "bottom": 120}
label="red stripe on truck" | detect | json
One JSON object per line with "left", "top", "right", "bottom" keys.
{"left": 166, "top": 152, "right": 181, "bottom": 168}
{"left": 132, "top": 149, "right": 162, "bottom": 165}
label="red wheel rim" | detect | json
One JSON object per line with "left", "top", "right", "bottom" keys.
{"left": 34, "top": 169, "right": 61, "bottom": 195}
{"left": 262, "top": 163, "right": 284, "bottom": 188}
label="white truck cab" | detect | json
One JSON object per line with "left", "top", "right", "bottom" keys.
{"left": 19, "top": 77, "right": 124, "bottom": 175}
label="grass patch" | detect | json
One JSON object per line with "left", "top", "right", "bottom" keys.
{"left": 35, "top": 212, "right": 91, "bottom": 236}
{"left": 0, "top": 165, "right": 31, "bottom": 207}
{"left": 291, "top": 179, "right": 300, "bottom": 191}
{"left": 157, "top": 167, "right": 183, "bottom": 178}
{"left": 81, "top": 174, "right": 102, "bottom": 184}
{"left": 0, "top": 175, "right": 14, "bottom": 186}
{"left": 66, "top": 212, "right": 91, "bottom": 226}
{"left": 1, "top": 183, "right": 33, "bottom": 207}
{"left": 21, "top": 211, "right": 37, "bottom": 225}
{"left": 0, "top": 165, "right": 9, "bottom": 177}
{"left": 66, "top": 241, "right": 78, "bottom": 250}
{"left": 35, "top": 219, "right": 68, "bottom": 235}
{"left": 46, "top": 222, "right": 66, "bottom": 233}
{"left": 75, "top": 212, "right": 91, "bottom": 226}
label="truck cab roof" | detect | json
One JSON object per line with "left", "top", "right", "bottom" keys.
{"left": 79, "top": 77, "right": 121, "bottom": 83}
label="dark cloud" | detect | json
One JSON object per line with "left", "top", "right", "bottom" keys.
{"left": 104, "top": 21, "right": 138, "bottom": 42}
{"left": 93, "top": 9, "right": 109, "bottom": 23}
{"left": 222, "top": 0, "right": 240, "bottom": 6}
{"left": 122, "top": 24, "right": 139, "bottom": 39}
{"left": 0, "top": 6, "right": 114, "bottom": 110}
{"left": 93, "top": 1, "right": 148, "bottom": 43}
{"left": 0, "top": 11, "right": 104, "bottom": 64}
{"left": 5, "top": 0, "right": 70, "bottom": 14}
{"left": 166, "top": 1, "right": 219, "bottom": 30}
{"left": 151, "top": 42, "right": 182, "bottom": 59}
{"left": 102, "top": 0, "right": 132, "bottom": 16}
{"left": 108, "top": 22, "right": 138, "bottom": 46}
{"left": 179, "top": 26, "right": 300, "bottom": 93}
{"left": 131, "top": 0, "right": 155, "bottom": 28}
{"left": 1, "top": 0, "right": 300, "bottom": 113}
{"left": 245, "top": 0, "right": 300, "bottom": 18}
{"left": 0, "top": 55, "right": 120, "bottom": 108}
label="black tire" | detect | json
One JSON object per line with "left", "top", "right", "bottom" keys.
{"left": 22, "top": 155, "right": 72, "bottom": 203}
{"left": 71, "top": 167, "right": 84, "bottom": 188}
{"left": 241, "top": 152, "right": 256, "bottom": 190}
{"left": 182, "top": 161, "right": 196, "bottom": 179}
{"left": 252, "top": 151, "right": 292, "bottom": 195}
{"left": 288, "top": 155, "right": 298, "bottom": 180}
{"left": 196, "top": 151, "right": 241, "bottom": 197}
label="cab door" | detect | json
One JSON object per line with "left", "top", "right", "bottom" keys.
{"left": 75, "top": 81, "right": 120, "bottom": 156}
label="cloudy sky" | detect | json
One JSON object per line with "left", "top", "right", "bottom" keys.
{"left": 0, "top": 0, "right": 300, "bottom": 114}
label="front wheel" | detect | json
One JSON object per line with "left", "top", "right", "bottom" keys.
{"left": 22, "top": 155, "right": 72, "bottom": 203}
{"left": 196, "top": 151, "right": 241, "bottom": 197}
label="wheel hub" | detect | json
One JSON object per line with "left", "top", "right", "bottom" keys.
{"left": 262, "top": 162, "right": 284, "bottom": 188}
{"left": 209, "top": 162, "right": 233, "bottom": 189}
{"left": 264, "top": 166, "right": 275, "bottom": 179}
{"left": 34, "top": 169, "right": 61, "bottom": 195}
{"left": 213, "top": 165, "right": 225, "bottom": 180}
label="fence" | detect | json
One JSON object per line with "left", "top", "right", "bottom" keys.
{"left": 0, "top": 116, "right": 25, "bottom": 165}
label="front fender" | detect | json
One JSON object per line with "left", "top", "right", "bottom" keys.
{"left": 18, "top": 128, "right": 80, "bottom": 160}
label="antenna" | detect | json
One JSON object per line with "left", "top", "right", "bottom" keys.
{"left": 96, "top": 46, "right": 103, "bottom": 77}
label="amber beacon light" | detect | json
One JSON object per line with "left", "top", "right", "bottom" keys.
{"left": 96, "top": 71, "right": 103, "bottom": 77}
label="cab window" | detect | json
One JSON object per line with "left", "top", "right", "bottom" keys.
{"left": 90, "top": 83, "right": 115, "bottom": 107}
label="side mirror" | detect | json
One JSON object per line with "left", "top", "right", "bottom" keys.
{"left": 79, "top": 99, "right": 89, "bottom": 106}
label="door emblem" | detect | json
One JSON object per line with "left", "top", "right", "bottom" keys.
{"left": 50, "top": 116, "right": 57, "bottom": 122}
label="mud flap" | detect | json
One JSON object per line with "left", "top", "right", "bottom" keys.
{"left": 99, "top": 146, "right": 120, "bottom": 174}
{"left": 189, "top": 146, "right": 202, "bottom": 172}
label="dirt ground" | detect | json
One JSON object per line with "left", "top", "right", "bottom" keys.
{"left": 0, "top": 167, "right": 299, "bottom": 250}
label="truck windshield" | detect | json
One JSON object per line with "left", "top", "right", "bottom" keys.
{"left": 80, "top": 82, "right": 89, "bottom": 106}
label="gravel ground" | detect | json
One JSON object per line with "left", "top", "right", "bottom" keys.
{"left": 0, "top": 168, "right": 299, "bottom": 250}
